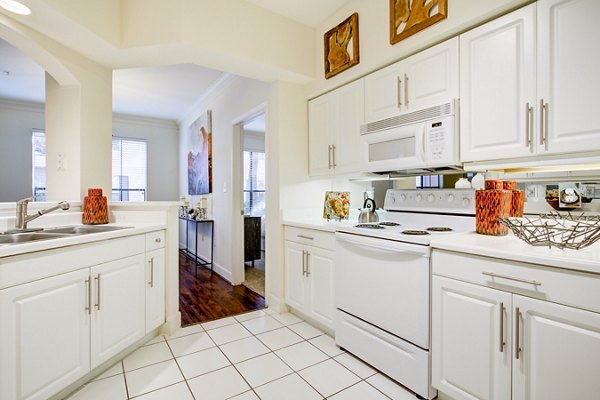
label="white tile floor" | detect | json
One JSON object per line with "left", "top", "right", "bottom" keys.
{"left": 66, "top": 309, "right": 420, "bottom": 400}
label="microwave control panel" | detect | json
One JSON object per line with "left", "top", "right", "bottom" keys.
{"left": 426, "top": 116, "right": 455, "bottom": 165}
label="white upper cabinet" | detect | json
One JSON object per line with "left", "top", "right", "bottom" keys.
{"left": 364, "top": 37, "right": 459, "bottom": 123}
{"left": 537, "top": 0, "right": 600, "bottom": 154}
{"left": 308, "top": 79, "right": 364, "bottom": 176}
{"left": 461, "top": 0, "right": 600, "bottom": 163}
{"left": 460, "top": 4, "right": 536, "bottom": 162}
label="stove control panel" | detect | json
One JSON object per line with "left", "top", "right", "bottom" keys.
{"left": 384, "top": 189, "right": 476, "bottom": 215}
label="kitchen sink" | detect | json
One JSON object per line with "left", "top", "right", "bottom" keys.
{"left": 0, "top": 232, "right": 72, "bottom": 244}
{"left": 43, "top": 225, "right": 132, "bottom": 235}
{"left": 0, "top": 225, "right": 133, "bottom": 245}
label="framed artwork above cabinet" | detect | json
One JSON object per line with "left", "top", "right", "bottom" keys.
{"left": 390, "top": 0, "right": 448, "bottom": 45}
{"left": 324, "top": 13, "right": 360, "bottom": 79}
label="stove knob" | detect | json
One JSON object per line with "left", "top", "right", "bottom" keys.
{"left": 399, "top": 194, "right": 407, "bottom": 202}
{"left": 389, "top": 195, "right": 396, "bottom": 204}
{"left": 416, "top": 194, "right": 423, "bottom": 202}
{"left": 427, "top": 194, "right": 435, "bottom": 202}
{"left": 447, "top": 194, "right": 455, "bottom": 202}
{"left": 462, "top": 197, "right": 471, "bottom": 207}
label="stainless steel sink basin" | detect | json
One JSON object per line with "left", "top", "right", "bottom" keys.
{"left": 43, "top": 225, "right": 132, "bottom": 235}
{"left": 0, "top": 232, "right": 72, "bottom": 244}
{"left": 0, "top": 225, "right": 133, "bottom": 245}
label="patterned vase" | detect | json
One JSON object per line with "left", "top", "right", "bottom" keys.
{"left": 475, "top": 181, "right": 511, "bottom": 236}
{"left": 82, "top": 188, "right": 109, "bottom": 225}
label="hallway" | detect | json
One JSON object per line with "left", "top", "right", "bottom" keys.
{"left": 179, "top": 253, "right": 265, "bottom": 326}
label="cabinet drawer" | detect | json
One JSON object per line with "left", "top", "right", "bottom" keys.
{"left": 285, "top": 226, "right": 335, "bottom": 250}
{"left": 145, "top": 231, "right": 165, "bottom": 251}
{"left": 432, "top": 249, "right": 600, "bottom": 314}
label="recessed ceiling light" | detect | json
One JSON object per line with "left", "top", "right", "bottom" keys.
{"left": 0, "top": 0, "right": 31, "bottom": 15}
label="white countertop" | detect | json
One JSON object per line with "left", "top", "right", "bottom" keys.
{"left": 0, "top": 223, "right": 166, "bottom": 259}
{"left": 282, "top": 218, "right": 358, "bottom": 232}
{"left": 431, "top": 232, "right": 600, "bottom": 275}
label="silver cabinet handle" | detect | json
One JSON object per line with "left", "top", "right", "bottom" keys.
{"left": 155, "top": 238, "right": 161, "bottom": 244}
{"left": 404, "top": 74, "right": 409, "bottom": 107}
{"left": 515, "top": 307, "right": 522, "bottom": 359}
{"left": 297, "top": 235, "right": 314, "bottom": 240}
{"left": 301, "top": 250, "right": 306, "bottom": 276}
{"left": 397, "top": 76, "right": 402, "bottom": 107}
{"left": 331, "top": 144, "right": 336, "bottom": 168}
{"left": 148, "top": 258, "right": 155, "bottom": 288}
{"left": 499, "top": 302, "right": 505, "bottom": 352}
{"left": 94, "top": 274, "right": 101, "bottom": 310}
{"left": 305, "top": 251, "right": 310, "bottom": 277}
{"left": 482, "top": 272, "right": 541, "bottom": 286}
{"left": 327, "top": 145, "right": 332, "bottom": 169}
{"left": 85, "top": 278, "right": 92, "bottom": 315}
{"left": 525, "top": 102, "right": 533, "bottom": 147}
{"left": 539, "top": 99, "right": 548, "bottom": 147}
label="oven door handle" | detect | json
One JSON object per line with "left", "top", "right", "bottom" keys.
{"left": 335, "top": 232, "right": 430, "bottom": 257}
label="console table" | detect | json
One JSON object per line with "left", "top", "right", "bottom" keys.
{"left": 179, "top": 217, "right": 214, "bottom": 276}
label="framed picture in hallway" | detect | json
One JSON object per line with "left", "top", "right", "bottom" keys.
{"left": 188, "top": 110, "right": 213, "bottom": 195}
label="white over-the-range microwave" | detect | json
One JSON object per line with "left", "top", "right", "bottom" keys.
{"left": 360, "top": 99, "right": 459, "bottom": 173}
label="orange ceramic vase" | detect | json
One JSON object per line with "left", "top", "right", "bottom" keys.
{"left": 82, "top": 188, "right": 109, "bottom": 224}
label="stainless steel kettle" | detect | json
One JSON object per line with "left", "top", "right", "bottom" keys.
{"left": 358, "top": 197, "right": 379, "bottom": 223}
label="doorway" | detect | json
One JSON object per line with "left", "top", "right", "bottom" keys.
{"left": 239, "top": 113, "right": 266, "bottom": 297}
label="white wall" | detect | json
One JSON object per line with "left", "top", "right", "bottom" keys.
{"left": 113, "top": 114, "right": 179, "bottom": 201}
{"left": 0, "top": 99, "right": 44, "bottom": 202}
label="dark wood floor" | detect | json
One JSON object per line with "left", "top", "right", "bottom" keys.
{"left": 179, "top": 253, "right": 265, "bottom": 326}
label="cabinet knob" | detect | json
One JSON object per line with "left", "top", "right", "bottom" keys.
{"left": 155, "top": 238, "right": 162, "bottom": 243}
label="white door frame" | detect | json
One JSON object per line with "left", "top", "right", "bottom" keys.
{"left": 231, "top": 103, "right": 268, "bottom": 286}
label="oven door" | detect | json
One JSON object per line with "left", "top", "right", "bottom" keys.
{"left": 335, "top": 232, "right": 430, "bottom": 349}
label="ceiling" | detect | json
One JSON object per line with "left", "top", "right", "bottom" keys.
{"left": 0, "top": 1, "right": 350, "bottom": 121}
{"left": 244, "top": 0, "right": 350, "bottom": 27}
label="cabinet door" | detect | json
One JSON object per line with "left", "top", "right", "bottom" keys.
{"left": 512, "top": 295, "right": 600, "bottom": 400}
{"left": 432, "top": 276, "right": 511, "bottom": 400}
{"left": 537, "top": 0, "right": 600, "bottom": 154}
{"left": 404, "top": 37, "right": 459, "bottom": 111}
{"left": 460, "top": 4, "right": 536, "bottom": 162}
{"left": 332, "top": 79, "right": 365, "bottom": 174}
{"left": 308, "top": 94, "right": 334, "bottom": 176}
{"left": 146, "top": 248, "right": 165, "bottom": 333}
{"left": 284, "top": 241, "right": 308, "bottom": 312}
{"left": 0, "top": 269, "right": 90, "bottom": 400}
{"left": 364, "top": 61, "right": 403, "bottom": 122}
{"left": 90, "top": 254, "right": 145, "bottom": 368}
{"left": 306, "top": 247, "right": 335, "bottom": 329}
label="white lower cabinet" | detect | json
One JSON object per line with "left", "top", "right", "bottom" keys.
{"left": 0, "top": 231, "right": 166, "bottom": 400}
{"left": 90, "top": 255, "right": 146, "bottom": 369}
{"left": 0, "top": 269, "right": 91, "bottom": 400}
{"left": 145, "top": 248, "right": 166, "bottom": 332}
{"left": 432, "top": 251, "right": 600, "bottom": 400}
{"left": 284, "top": 227, "right": 335, "bottom": 329}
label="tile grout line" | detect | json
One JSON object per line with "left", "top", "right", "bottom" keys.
{"left": 164, "top": 334, "right": 201, "bottom": 400}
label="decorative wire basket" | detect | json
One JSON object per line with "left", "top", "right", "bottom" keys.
{"left": 498, "top": 213, "right": 600, "bottom": 250}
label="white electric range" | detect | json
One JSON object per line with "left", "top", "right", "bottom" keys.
{"left": 334, "top": 189, "right": 476, "bottom": 399}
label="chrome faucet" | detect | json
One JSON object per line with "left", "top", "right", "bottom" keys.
{"left": 15, "top": 196, "right": 70, "bottom": 231}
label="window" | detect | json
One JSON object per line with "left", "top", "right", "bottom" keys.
{"left": 112, "top": 137, "right": 147, "bottom": 201}
{"left": 243, "top": 151, "right": 265, "bottom": 216}
{"left": 32, "top": 129, "right": 46, "bottom": 201}
{"left": 31, "top": 131, "right": 147, "bottom": 202}
{"left": 415, "top": 175, "right": 443, "bottom": 189}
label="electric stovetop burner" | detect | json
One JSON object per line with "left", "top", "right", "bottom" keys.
{"left": 402, "top": 230, "right": 430, "bottom": 236}
{"left": 355, "top": 224, "right": 385, "bottom": 229}
{"left": 426, "top": 227, "right": 453, "bottom": 232}
{"left": 379, "top": 221, "right": 401, "bottom": 227}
